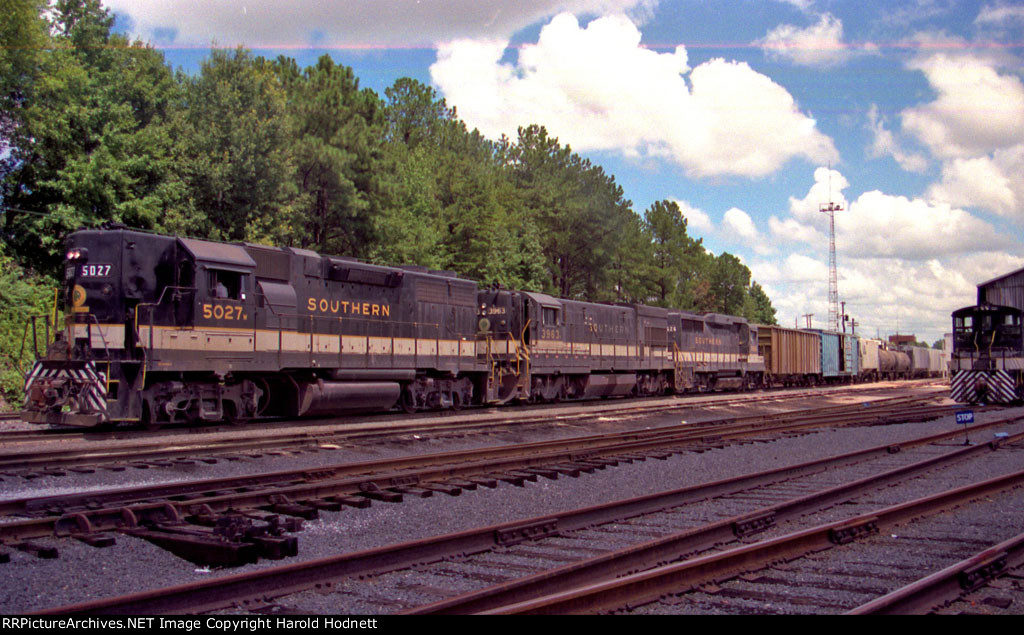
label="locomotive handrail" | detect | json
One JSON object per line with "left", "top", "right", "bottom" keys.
{"left": 79, "top": 312, "right": 112, "bottom": 361}
{"left": 132, "top": 287, "right": 192, "bottom": 379}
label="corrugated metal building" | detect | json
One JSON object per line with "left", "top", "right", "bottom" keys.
{"left": 978, "top": 267, "right": 1024, "bottom": 310}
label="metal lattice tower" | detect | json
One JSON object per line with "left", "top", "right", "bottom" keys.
{"left": 820, "top": 199, "right": 843, "bottom": 332}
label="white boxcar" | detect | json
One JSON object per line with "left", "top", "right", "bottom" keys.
{"left": 905, "top": 346, "right": 931, "bottom": 378}
{"left": 928, "top": 348, "right": 944, "bottom": 377}
{"left": 859, "top": 338, "right": 881, "bottom": 380}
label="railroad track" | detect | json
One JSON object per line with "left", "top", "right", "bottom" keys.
{"left": 0, "top": 393, "right": 951, "bottom": 526}
{"left": 0, "top": 388, "right": 951, "bottom": 479}
{"left": 28, "top": 408, "right": 1024, "bottom": 614}
{"left": 0, "top": 381, "right": 942, "bottom": 447}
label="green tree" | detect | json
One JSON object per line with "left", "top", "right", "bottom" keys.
{"left": 643, "top": 200, "right": 711, "bottom": 308}
{"left": 377, "top": 80, "right": 546, "bottom": 290}
{"left": 277, "top": 55, "right": 384, "bottom": 256}
{"left": 605, "top": 209, "right": 655, "bottom": 304}
{"left": 746, "top": 281, "right": 777, "bottom": 325}
{"left": 167, "top": 48, "right": 294, "bottom": 243}
{"left": 0, "top": 0, "right": 48, "bottom": 150}
{"left": 1, "top": 0, "right": 181, "bottom": 274}
{"left": 505, "top": 125, "right": 631, "bottom": 299}
{"left": 0, "top": 244, "right": 56, "bottom": 405}
{"left": 707, "top": 252, "right": 752, "bottom": 316}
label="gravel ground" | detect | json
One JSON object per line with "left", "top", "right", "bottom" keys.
{"left": 631, "top": 481, "right": 1024, "bottom": 615}
{"left": 0, "top": 384, "right": 1017, "bottom": 614}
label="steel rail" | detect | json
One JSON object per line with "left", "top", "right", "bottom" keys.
{"left": 846, "top": 530, "right": 1024, "bottom": 615}
{"left": 32, "top": 416, "right": 1024, "bottom": 615}
{"left": 0, "top": 382, "right": 941, "bottom": 449}
{"left": 0, "top": 395, "right": 957, "bottom": 483}
{"left": 0, "top": 394, "right": 947, "bottom": 521}
{"left": 0, "top": 389, "right": 945, "bottom": 474}
{"left": 408, "top": 428, "right": 1024, "bottom": 614}
{"left": 484, "top": 467, "right": 1024, "bottom": 614}
{"left": 0, "top": 399, "right": 993, "bottom": 548}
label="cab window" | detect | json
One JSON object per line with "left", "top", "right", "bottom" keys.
{"left": 542, "top": 307, "right": 559, "bottom": 326}
{"left": 208, "top": 270, "right": 245, "bottom": 300}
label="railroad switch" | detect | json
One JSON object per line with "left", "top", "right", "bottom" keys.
{"left": 124, "top": 525, "right": 260, "bottom": 567}
{"left": 124, "top": 511, "right": 301, "bottom": 567}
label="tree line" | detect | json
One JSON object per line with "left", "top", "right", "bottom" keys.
{"left": 0, "top": 0, "right": 777, "bottom": 401}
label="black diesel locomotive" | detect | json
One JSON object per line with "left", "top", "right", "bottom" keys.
{"left": 23, "top": 227, "right": 765, "bottom": 427}
{"left": 950, "top": 303, "right": 1024, "bottom": 403}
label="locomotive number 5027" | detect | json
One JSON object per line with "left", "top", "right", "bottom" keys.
{"left": 202, "top": 303, "right": 246, "bottom": 321}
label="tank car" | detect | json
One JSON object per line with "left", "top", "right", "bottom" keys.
{"left": 950, "top": 303, "right": 1024, "bottom": 403}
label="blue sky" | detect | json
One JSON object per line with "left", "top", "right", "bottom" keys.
{"left": 106, "top": 0, "right": 1024, "bottom": 345}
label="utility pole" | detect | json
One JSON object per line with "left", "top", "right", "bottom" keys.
{"left": 802, "top": 313, "right": 814, "bottom": 329}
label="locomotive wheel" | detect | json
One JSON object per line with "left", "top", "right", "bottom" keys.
{"left": 400, "top": 388, "right": 417, "bottom": 414}
{"left": 451, "top": 391, "right": 463, "bottom": 411}
{"left": 140, "top": 401, "right": 162, "bottom": 431}
{"left": 223, "top": 401, "right": 242, "bottom": 426}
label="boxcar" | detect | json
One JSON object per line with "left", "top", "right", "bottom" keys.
{"left": 859, "top": 338, "right": 881, "bottom": 382}
{"left": 757, "top": 325, "right": 821, "bottom": 386}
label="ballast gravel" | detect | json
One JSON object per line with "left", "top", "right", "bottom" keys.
{"left": 0, "top": 387, "right": 1020, "bottom": 614}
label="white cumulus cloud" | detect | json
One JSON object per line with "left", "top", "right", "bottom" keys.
{"left": 431, "top": 13, "right": 838, "bottom": 178}
{"left": 757, "top": 13, "right": 873, "bottom": 67}
{"left": 927, "top": 152, "right": 1022, "bottom": 217}
{"left": 866, "top": 104, "right": 929, "bottom": 173}
{"left": 901, "top": 52, "right": 1024, "bottom": 160}
{"left": 104, "top": 0, "right": 657, "bottom": 48}
{"left": 897, "top": 47, "right": 1024, "bottom": 221}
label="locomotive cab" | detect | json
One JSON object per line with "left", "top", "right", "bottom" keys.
{"left": 952, "top": 304, "right": 1023, "bottom": 355}
{"left": 951, "top": 303, "right": 1024, "bottom": 403}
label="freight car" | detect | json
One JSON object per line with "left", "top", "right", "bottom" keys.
{"left": 950, "top": 302, "right": 1024, "bottom": 403}
{"left": 756, "top": 325, "right": 820, "bottom": 386}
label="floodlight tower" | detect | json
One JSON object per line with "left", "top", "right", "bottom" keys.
{"left": 820, "top": 196, "right": 843, "bottom": 333}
